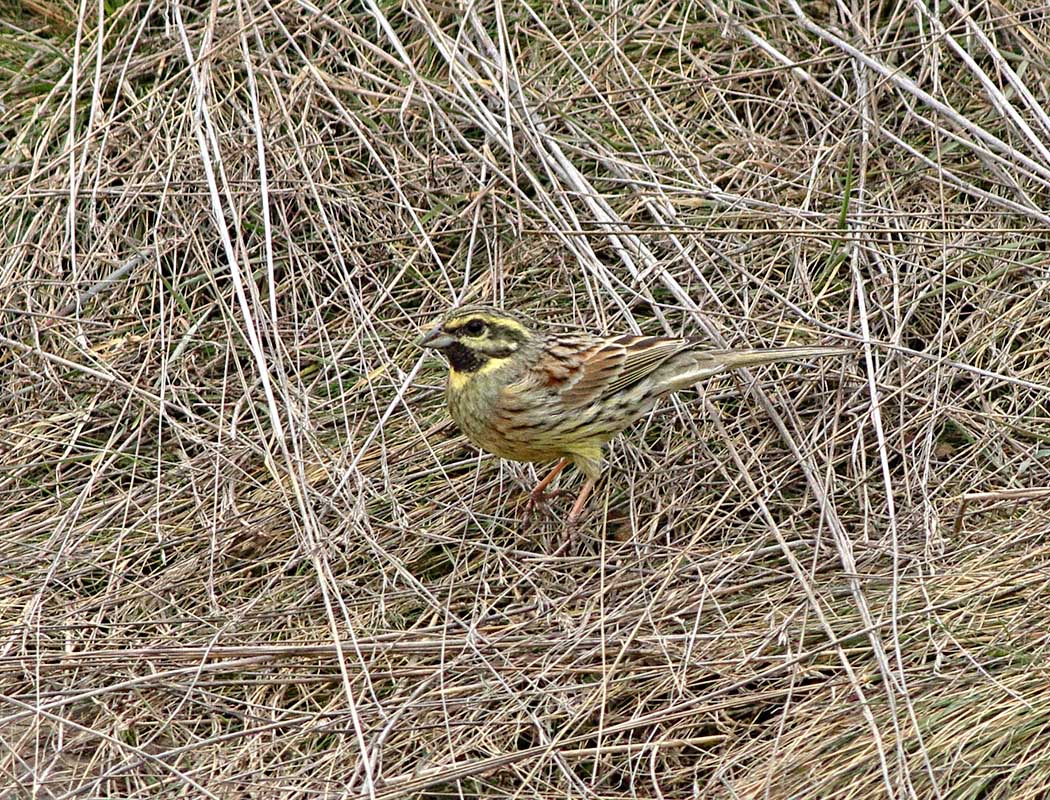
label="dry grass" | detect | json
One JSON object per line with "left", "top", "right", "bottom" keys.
{"left": 2, "top": 0, "right": 1050, "bottom": 797}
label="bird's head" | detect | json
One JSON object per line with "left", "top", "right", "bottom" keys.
{"left": 418, "top": 306, "right": 537, "bottom": 375}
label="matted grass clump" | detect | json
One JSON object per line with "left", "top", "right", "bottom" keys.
{"left": 2, "top": 0, "right": 1050, "bottom": 797}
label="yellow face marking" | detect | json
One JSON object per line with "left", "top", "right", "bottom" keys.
{"left": 448, "top": 356, "right": 511, "bottom": 391}
{"left": 449, "top": 370, "right": 470, "bottom": 391}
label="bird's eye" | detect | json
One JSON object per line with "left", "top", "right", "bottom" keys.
{"left": 464, "top": 319, "right": 486, "bottom": 336}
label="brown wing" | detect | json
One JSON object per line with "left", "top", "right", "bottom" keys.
{"left": 552, "top": 334, "right": 695, "bottom": 408}
{"left": 602, "top": 335, "right": 698, "bottom": 398}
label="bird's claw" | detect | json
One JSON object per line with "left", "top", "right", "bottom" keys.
{"left": 523, "top": 488, "right": 568, "bottom": 521}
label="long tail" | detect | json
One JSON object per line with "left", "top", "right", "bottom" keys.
{"left": 713, "top": 345, "right": 853, "bottom": 369}
{"left": 664, "top": 345, "right": 851, "bottom": 392}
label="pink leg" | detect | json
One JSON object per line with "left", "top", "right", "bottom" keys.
{"left": 528, "top": 458, "right": 570, "bottom": 504}
{"left": 523, "top": 459, "right": 571, "bottom": 522}
{"left": 567, "top": 478, "right": 596, "bottom": 526}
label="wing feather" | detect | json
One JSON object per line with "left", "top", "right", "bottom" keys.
{"left": 507, "top": 332, "right": 701, "bottom": 410}
{"left": 560, "top": 341, "right": 625, "bottom": 406}
{"left": 549, "top": 334, "right": 696, "bottom": 407}
{"left": 601, "top": 336, "right": 694, "bottom": 398}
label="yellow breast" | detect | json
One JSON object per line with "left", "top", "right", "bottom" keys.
{"left": 446, "top": 363, "right": 608, "bottom": 471}
{"left": 447, "top": 363, "right": 545, "bottom": 463}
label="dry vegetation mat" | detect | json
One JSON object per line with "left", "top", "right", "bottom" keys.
{"left": 2, "top": 0, "right": 1050, "bottom": 797}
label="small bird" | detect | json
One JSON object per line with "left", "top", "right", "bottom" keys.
{"left": 419, "top": 305, "right": 848, "bottom": 525}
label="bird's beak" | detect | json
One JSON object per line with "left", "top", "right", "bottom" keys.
{"left": 418, "top": 324, "right": 455, "bottom": 350}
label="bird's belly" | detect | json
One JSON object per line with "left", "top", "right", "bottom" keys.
{"left": 447, "top": 386, "right": 616, "bottom": 465}
{"left": 451, "top": 402, "right": 558, "bottom": 463}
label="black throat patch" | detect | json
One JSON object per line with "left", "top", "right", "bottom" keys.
{"left": 444, "top": 342, "right": 488, "bottom": 373}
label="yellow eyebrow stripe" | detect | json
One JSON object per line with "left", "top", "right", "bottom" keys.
{"left": 488, "top": 316, "right": 528, "bottom": 335}
{"left": 446, "top": 314, "right": 528, "bottom": 336}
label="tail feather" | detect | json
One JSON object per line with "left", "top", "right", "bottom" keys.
{"left": 663, "top": 345, "right": 850, "bottom": 393}
{"left": 712, "top": 345, "right": 853, "bottom": 369}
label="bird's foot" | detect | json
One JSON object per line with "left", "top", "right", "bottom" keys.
{"left": 549, "top": 517, "right": 582, "bottom": 556}
{"left": 523, "top": 488, "right": 569, "bottom": 521}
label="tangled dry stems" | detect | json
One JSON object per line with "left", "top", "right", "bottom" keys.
{"left": 2, "top": 0, "right": 1050, "bottom": 797}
